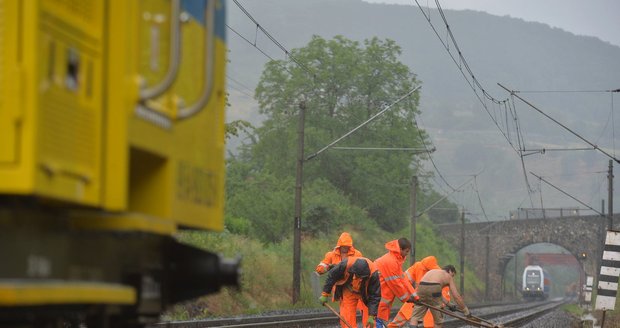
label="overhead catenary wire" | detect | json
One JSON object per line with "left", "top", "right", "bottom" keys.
{"left": 412, "top": 115, "right": 455, "bottom": 191}
{"left": 411, "top": 0, "right": 541, "bottom": 209}
{"left": 227, "top": 83, "right": 254, "bottom": 99}
{"left": 515, "top": 89, "right": 618, "bottom": 93}
{"left": 227, "top": 74, "right": 256, "bottom": 99}
{"left": 473, "top": 175, "right": 489, "bottom": 221}
{"left": 230, "top": 0, "right": 316, "bottom": 80}
{"left": 520, "top": 147, "right": 597, "bottom": 156}
{"left": 529, "top": 171, "right": 604, "bottom": 216}
{"left": 230, "top": 2, "right": 454, "bottom": 212}
{"left": 412, "top": 0, "right": 518, "bottom": 154}
{"left": 499, "top": 83, "right": 620, "bottom": 164}
{"left": 305, "top": 86, "right": 421, "bottom": 161}
{"left": 332, "top": 147, "right": 434, "bottom": 151}
{"left": 230, "top": 0, "right": 470, "bottom": 201}
{"left": 226, "top": 24, "right": 279, "bottom": 63}
{"left": 417, "top": 176, "right": 475, "bottom": 218}
{"left": 508, "top": 95, "right": 536, "bottom": 196}
{"left": 227, "top": 74, "right": 255, "bottom": 94}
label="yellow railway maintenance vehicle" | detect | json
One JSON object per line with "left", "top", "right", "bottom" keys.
{"left": 0, "top": 0, "right": 238, "bottom": 326}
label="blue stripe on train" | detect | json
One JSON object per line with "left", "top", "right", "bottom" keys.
{"left": 181, "top": 0, "right": 226, "bottom": 41}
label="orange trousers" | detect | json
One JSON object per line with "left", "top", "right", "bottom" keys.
{"left": 387, "top": 302, "right": 435, "bottom": 327}
{"left": 338, "top": 289, "right": 372, "bottom": 328}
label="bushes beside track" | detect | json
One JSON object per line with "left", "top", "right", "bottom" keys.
{"left": 163, "top": 217, "right": 484, "bottom": 320}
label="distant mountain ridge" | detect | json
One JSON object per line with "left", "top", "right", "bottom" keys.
{"left": 226, "top": 0, "right": 620, "bottom": 218}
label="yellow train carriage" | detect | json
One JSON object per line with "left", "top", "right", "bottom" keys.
{"left": 0, "top": 0, "right": 237, "bottom": 326}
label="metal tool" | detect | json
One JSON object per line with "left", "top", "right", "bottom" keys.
{"left": 417, "top": 301, "right": 505, "bottom": 328}
{"left": 324, "top": 303, "right": 354, "bottom": 328}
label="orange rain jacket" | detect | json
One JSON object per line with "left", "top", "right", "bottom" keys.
{"left": 407, "top": 256, "right": 441, "bottom": 288}
{"left": 315, "top": 232, "right": 362, "bottom": 275}
{"left": 315, "top": 232, "right": 368, "bottom": 324}
{"left": 321, "top": 257, "right": 381, "bottom": 317}
{"left": 374, "top": 240, "right": 415, "bottom": 322}
{"left": 389, "top": 256, "right": 442, "bottom": 327}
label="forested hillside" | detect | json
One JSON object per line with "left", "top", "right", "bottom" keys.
{"left": 226, "top": 0, "right": 620, "bottom": 218}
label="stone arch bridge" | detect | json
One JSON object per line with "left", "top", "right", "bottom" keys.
{"left": 435, "top": 214, "right": 619, "bottom": 301}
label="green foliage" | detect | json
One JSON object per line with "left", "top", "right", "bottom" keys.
{"left": 225, "top": 158, "right": 380, "bottom": 242}
{"left": 561, "top": 303, "right": 584, "bottom": 316}
{"left": 225, "top": 119, "right": 254, "bottom": 139}
{"left": 224, "top": 215, "right": 252, "bottom": 235}
{"left": 424, "top": 191, "right": 460, "bottom": 224}
{"left": 242, "top": 35, "right": 429, "bottom": 232}
{"left": 302, "top": 179, "right": 376, "bottom": 236}
{"left": 225, "top": 160, "right": 295, "bottom": 243}
{"left": 165, "top": 219, "right": 484, "bottom": 319}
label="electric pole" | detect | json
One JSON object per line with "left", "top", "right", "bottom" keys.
{"left": 460, "top": 209, "right": 465, "bottom": 296}
{"left": 292, "top": 101, "right": 305, "bottom": 304}
{"left": 608, "top": 159, "right": 614, "bottom": 230}
{"left": 410, "top": 175, "right": 418, "bottom": 265}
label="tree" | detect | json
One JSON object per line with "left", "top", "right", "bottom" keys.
{"left": 233, "top": 35, "right": 430, "bottom": 233}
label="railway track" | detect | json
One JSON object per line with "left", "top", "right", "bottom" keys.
{"left": 150, "top": 300, "right": 567, "bottom": 328}
{"left": 446, "top": 300, "right": 565, "bottom": 327}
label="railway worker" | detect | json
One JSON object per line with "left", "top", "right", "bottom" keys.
{"left": 318, "top": 257, "right": 381, "bottom": 328}
{"left": 374, "top": 238, "right": 417, "bottom": 328}
{"left": 315, "top": 232, "right": 369, "bottom": 323}
{"left": 315, "top": 232, "right": 362, "bottom": 275}
{"left": 421, "top": 287, "right": 451, "bottom": 327}
{"left": 409, "top": 265, "right": 470, "bottom": 328}
{"left": 388, "top": 256, "right": 443, "bottom": 327}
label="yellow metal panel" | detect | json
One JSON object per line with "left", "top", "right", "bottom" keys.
{"left": 106, "top": 0, "right": 226, "bottom": 231}
{"left": 170, "top": 27, "right": 226, "bottom": 231}
{"left": 0, "top": 0, "right": 39, "bottom": 194}
{"left": 173, "top": 14, "right": 204, "bottom": 106}
{"left": 41, "top": 0, "right": 102, "bottom": 40}
{"left": 137, "top": 0, "right": 172, "bottom": 91}
{"left": 0, "top": 0, "right": 12, "bottom": 164}
{"left": 128, "top": 147, "right": 172, "bottom": 218}
{"left": 69, "top": 212, "right": 177, "bottom": 235}
{"left": 127, "top": 0, "right": 227, "bottom": 231}
{"left": 0, "top": 280, "right": 136, "bottom": 306}
{"left": 33, "top": 0, "right": 104, "bottom": 205}
{"left": 101, "top": 0, "right": 137, "bottom": 211}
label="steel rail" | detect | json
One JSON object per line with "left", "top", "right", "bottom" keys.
{"left": 151, "top": 300, "right": 567, "bottom": 328}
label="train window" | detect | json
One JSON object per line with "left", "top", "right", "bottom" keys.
{"left": 65, "top": 47, "right": 80, "bottom": 91}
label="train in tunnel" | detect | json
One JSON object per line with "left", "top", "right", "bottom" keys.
{"left": 521, "top": 265, "right": 551, "bottom": 300}
{"left": 0, "top": 0, "right": 238, "bottom": 327}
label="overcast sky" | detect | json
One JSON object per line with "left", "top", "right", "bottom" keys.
{"left": 363, "top": 0, "right": 620, "bottom": 47}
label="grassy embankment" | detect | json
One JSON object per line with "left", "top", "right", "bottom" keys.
{"left": 163, "top": 217, "right": 484, "bottom": 320}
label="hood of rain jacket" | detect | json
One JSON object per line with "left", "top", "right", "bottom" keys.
{"left": 384, "top": 239, "right": 405, "bottom": 262}
{"left": 421, "top": 256, "right": 440, "bottom": 270}
{"left": 336, "top": 232, "right": 353, "bottom": 247}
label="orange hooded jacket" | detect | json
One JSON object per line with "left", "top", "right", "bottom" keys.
{"left": 405, "top": 256, "right": 441, "bottom": 288}
{"left": 315, "top": 232, "right": 362, "bottom": 274}
{"left": 374, "top": 240, "right": 415, "bottom": 321}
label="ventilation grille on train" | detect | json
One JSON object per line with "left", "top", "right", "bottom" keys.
{"left": 49, "top": 0, "right": 94, "bottom": 23}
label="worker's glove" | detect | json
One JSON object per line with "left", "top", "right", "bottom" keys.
{"left": 447, "top": 304, "right": 457, "bottom": 311}
{"left": 462, "top": 307, "right": 471, "bottom": 317}
{"left": 366, "top": 316, "right": 375, "bottom": 327}
{"left": 407, "top": 293, "right": 421, "bottom": 304}
{"left": 327, "top": 264, "right": 335, "bottom": 271}
{"left": 319, "top": 293, "right": 330, "bottom": 305}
